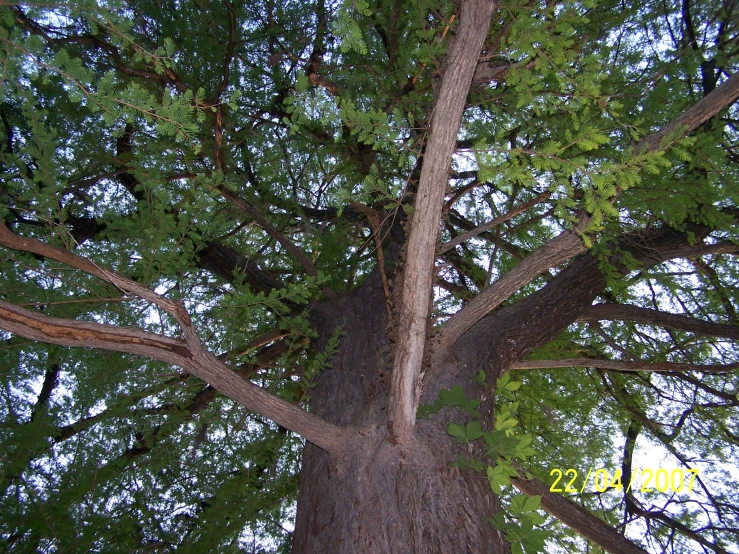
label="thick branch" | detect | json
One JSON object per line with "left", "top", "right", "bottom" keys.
{"left": 635, "top": 71, "right": 739, "bottom": 154}
{"left": 388, "top": 0, "right": 495, "bottom": 441}
{"left": 187, "top": 350, "right": 348, "bottom": 453}
{"left": 0, "top": 300, "right": 348, "bottom": 452}
{"left": 0, "top": 223, "right": 347, "bottom": 452}
{"left": 438, "top": 222, "right": 587, "bottom": 349}
{"left": 510, "top": 357, "right": 739, "bottom": 373}
{"left": 577, "top": 303, "right": 739, "bottom": 339}
{"left": 0, "top": 300, "right": 195, "bottom": 366}
{"left": 426, "top": 225, "right": 718, "bottom": 388}
{"left": 511, "top": 472, "right": 649, "bottom": 554}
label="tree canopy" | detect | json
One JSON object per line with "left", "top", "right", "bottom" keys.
{"left": 0, "top": 0, "right": 738, "bottom": 552}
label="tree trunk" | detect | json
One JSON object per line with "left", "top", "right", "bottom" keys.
{"left": 290, "top": 243, "right": 606, "bottom": 553}
{"left": 292, "top": 277, "right": 509, "bottom": 553}
{"left": 293, "top": 435, "right": 508, "bottom": 553}
{"left": 292, "top": 223, "right": 702, "bottom": 552}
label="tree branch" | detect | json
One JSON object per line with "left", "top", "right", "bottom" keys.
{"left": 388, "top": 0, "right": 496, "bottom": 441}
{"left": 438, "top": 221, "right": 588, "bottom": 349}
{"left": 197, "top": 241, "right": 285, "bottom": 293}
{"left": 213, "top": 0, "right": 237, "bottom": 101}
{"left": 426, "top": 225, "right": 721, "bottom": 388}
{"left": 640, "top": 241, "right": 738, "bottom": 265}
{"left": 0, "top": 300, "right": 195, "bottom": 367}
{"left": 635, "top": 71, "right": 739, "bottom": 154}
{"left": 510, "top": 357, "right": 739, "bottom": 373}
{"left": 0, "top": 221, "right": 183, "bottom": 319}
{"left": 577, "top": 303, "right": 739, "bottom": 339}
{"left": 0, "top": 224, "right": 348, "bottom": 453}
{"left": 13, "top": 7, "right": 187, "bottom": 93}
{"left": 0, "top": 300, "right": 348, "bottom": 452}
{"left": 511, "top": 471, "right": 649, "bottom": 554}
{"left": 29, "top": 363, "right": 60, "bottom": 423}
{"left": 439, "top": 191, "right": 551, "bottom": 254}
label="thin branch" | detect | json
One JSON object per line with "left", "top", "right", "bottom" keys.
{"left": 642, "top": 241, "right": 738, "bottom": 265}
{"left": 213, "top": 0, "right": 237, "bottom": 100}
{"left": 439, "top": 191, "right": 551, "bottom": 254}
{"left": 218, "top": 328, "right": 290, "bottom": 361}
{"left": 577, "top": 303, "right": 739, "bottom": 339}
{"left": 218, "top": 188, "right": 319, "bottom": 278}
{"left": 510, "top": 357, "right": 739, "bottom": 373}
{"left": 630, "top": 505, "right": 730, "bottom": 554}
{"left": 13, "top": 6, "right": 187, "bottom": 92}
{"left": 670, "top": 372, "right": 739, "bottom": 403}
{"left": 29, "top": 363, "right": 60, "bottom": 423}
{"left": 0, "top": 222, "right": 181, "bottom": 318}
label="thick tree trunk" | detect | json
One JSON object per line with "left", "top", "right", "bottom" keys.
{"left": 292, "top": 224, "right": 702, "bottom": 552}
{"left": 292, "top": 274, "right": 509, "bottom": 553}
{"left": 293, "top": 434, "right": 507, "bottom": 553}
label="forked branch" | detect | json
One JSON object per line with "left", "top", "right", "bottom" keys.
{"left": 0, "top": 224, "right": 348, "bottom": 453}
{"left": 438, "top": 220, "right": 588, "bottom": 349}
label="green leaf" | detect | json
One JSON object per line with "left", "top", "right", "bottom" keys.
{"left": 467, "top": 420, "right": 483, "bottom": 441}
{"left": 504, "top": 380, "right": 522, "bottom": 392}
{"left": 523, "top": 495, "right": 542, "bottom": 513}
{"left": 448, "top": 423, "right": 467, "bottom": 442}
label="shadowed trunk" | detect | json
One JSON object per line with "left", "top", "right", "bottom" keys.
{"left": 291, "top": 252, "right": 604, "bottom": 552}
{"left": 292, "top": 274, "right": 509, "bottom": 553}
{"left": 292, "top": 224, "right": 699, "bottom": 552}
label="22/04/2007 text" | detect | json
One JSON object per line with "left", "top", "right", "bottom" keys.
{"left": 549, "top": 467, "right": 700, "bottom": 494}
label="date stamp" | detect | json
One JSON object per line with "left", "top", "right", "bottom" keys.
{"left": 549, "top": 467, "right": 700, "bottom": 494}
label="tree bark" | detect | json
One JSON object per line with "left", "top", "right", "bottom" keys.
{"left": 292, "top": 274, "right": 510, "bottom": 553}
{"left": 388, "top": 0, "right": 496, "bottom": 441}
{"left": 292, "top": 222, "right": 716, "bottom": 552}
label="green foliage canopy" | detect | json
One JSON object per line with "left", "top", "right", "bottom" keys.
{"left": 0, "top": 0, "right": 737, "bottom": 552}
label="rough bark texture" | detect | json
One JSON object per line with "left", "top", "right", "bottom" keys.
{"left": 292, "top": 223, "right": 709, "bottom": 552}
{"left": 292, "top": 274, "right": 510, "bottom": 553}
{"left": 291, "top": 249, "right": 605, "bottom": 552}
{"left": 388, "top": 0, "right": 496, "bottom": 440}
{"left": 577, "top": 303, "right": 739, "bottom": 339}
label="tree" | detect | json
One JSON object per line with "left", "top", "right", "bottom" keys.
{"left": 0, "top": 0, "right": 737, "bottom": 551}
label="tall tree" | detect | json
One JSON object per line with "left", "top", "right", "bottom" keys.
{"left": 0, "top": 0, "right": 737, "bottom": 552}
